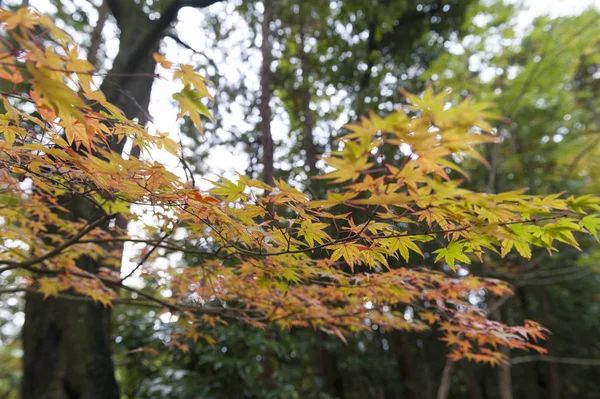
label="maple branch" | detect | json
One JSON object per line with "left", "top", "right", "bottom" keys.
{"left": 196, "top": 213, "right": 572, "bottom": 258}
{"left": 511, "top": 355, "right": 600, "bottom": 366}
{"left": 562, "top": 134, "right": 600, "bottom": 182}
{"left": 15, "top": 264, "right": 248, "bottom": 319}
{"left": 165, "top": 33, "right": 218, "bottom": 72}
{"left": 516, "top": 268, "right": 593, "bottom": 286}
{"left": 120, "top": 232, "right": 171, "bottom": 282}
{"left": 177, "top": 133, "right": 197, "bottom": 188}
{"left": 0, "top": 61, "right": 160, "bottom": 78}
{"left": 0, "top": 287, "right": 161, "bottom": 308}
{"left": 0, "top": 214, "right": 113, "bottom": 270}
{"left": 76, "top": 238, "right": 225, "bottom": 258}
{"left": 2, "top": 210, "right": 573, "bottom": 276}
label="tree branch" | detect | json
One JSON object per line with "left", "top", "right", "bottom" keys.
{"left": 165, "top": 33, "right": 219, "bottom": 72}
{"left": 562, "top": 135, "right": 600, "bottom": 182}
{"left": 487, "top": 294, "right": 511, "bottom": 316}
{"left": 0, "top": 214, "right": 113, "bottom": 270}
{"left": 178, "top": 0, "right": 224, "bottom": 9}
{"left": 511, "top": 355, "right": 600, "bottom": 367}
{"left": 120, "top": 232, "right": 170, "bottom": 282}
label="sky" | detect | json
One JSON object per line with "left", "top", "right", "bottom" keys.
{"left": 519, "top": 0, "right": 600, "bottom": 17}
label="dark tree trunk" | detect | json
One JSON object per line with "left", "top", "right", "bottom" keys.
{"left": 259, "top": 0, "right": 274, "bottom": 185}
{"left": 317, "top": 332, "right": 345, "bottom": 399}
{"left": 299, "top": 32, "right": 317, "bottom": 176}
{"left": 21, "top": 193, "right": 119, "bottom": 399}
{"left": 421, "top": 347, "right": 435, "bottom": 399}
{"left": 21, "top": 296, "right": 118, "bottom": 399}
{"left": 87, "top": 0, "right": 108, "bottom": 69}
{"left": 20, "top": 0, "right": 224, "bottom": 396}
{"left": 393, "top": 331, "right": 417, "bottom": 399}
{"left": 466, "top": 367, "right": 483, "bottom": 399}
{"left": 549, "top": 359, "right": 561, "bottom": 399}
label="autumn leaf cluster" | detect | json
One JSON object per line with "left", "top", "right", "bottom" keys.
{"left": 0, "top": 8, "right": 598, "bottom": 365}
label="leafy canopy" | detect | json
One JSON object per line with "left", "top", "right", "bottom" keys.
{"left": 0, "top": 8, "right": 598, "bottom": 365}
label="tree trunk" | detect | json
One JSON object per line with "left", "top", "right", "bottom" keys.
{"left": 549, "top": 359, "right": 561, "bottom": 399}
{"left": 299, "top": 32, "right": 317, "bottom": 176}
{"left": 393, "top": 331, "right": 417, "bottom": 399}
{"left": 437, "top": 359, "right": 454, "bottom": 399}
{"left": 21, "top": 193, "right": 119, "bottom": 399}
{"left": 259, "top": 0, "right": 274, "bottom": 185}
{"left": 466, "top": 367, "right": 483, "bottom": 399}
{"left": 421, "top": 347, "right": 435, "bottom": 399}
{"left": 497, "top": 347, "right": 513, "bottom": 399}
{"left": 493, "top": 312, "right": 513, "bottom": 399}
{"left": 317, "top": 331, "right": 345, "bottom": 399}
{"left": 87, "top": 0, "right": 108, "bottom": 69}
{"left": 20, "top": 1, "right": 183, "bottom": 396}
{"left": 21, "top": 295, "right": 118, "bottom": 399}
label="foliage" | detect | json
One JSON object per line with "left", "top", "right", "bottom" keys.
{"left": 0, "top": 7, "right": 598, "bottom": 378}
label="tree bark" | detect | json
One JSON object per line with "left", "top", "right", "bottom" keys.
{"left": 259, "top": 1, "right": 274, "bottom": 185}
{"left": 317, "top": 331, "right": 345, "bottom": 399}
{"left": 20, "top": 0, "right": 215, "bottom": 396}
{"left": 497, "top": 346, "right": 513, "bottom": 399}
{"left": 421, "top": 347, "right": 435, "bottom": 399}
{"left": 87, "top": 0, "right": 108, "bottom": 69}
{"left": 549, "top": 359, "right": 561, "bottom": 399}
{"left": 466, "top": 367, "right": 483, "bottom": 399}
{"left": 21, "top": 293, "right": 118, "bottom": 399}
{"left": 493, "top": 311, "right": 513, "bottom": 399}
{"left": 299, "top": 32, "right": 317, "bottom": 176}
{"left": 437, "top": 359, "right": 454, "bottom": 399}
{"left": 393, "top": 331, "right": 417, "bottom": 399}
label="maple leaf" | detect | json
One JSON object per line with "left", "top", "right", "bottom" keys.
{"left": 580, "top": 214, "right": 600, "bottom": 241}
{"left": 298, "top": 220, "right": 330, "bottom": 247}
{"left": 153, "top": 52, "right": 173, "bottom": 69}
{"left": 433, "top": 241, "right": 471, "bottom": 269}
{"left": 29, "top": 68, "right": 88, "bottom": 143}
{"left": 567, "top": 195, "right": 600, "bottom": 213}
{"left": 0, "top": 7, "right": 38, "bottom": 30}
{"left": 387, "top": 236, "right": 424, "bottom": 262}
{"left": 38, "top": 277, "right": 65, "bottom": 299}
{"left": 440, "top": 332, "right": 460, "bottom": 346}
{"left": 419, "top": 311, "right": 436, "bottom": 325}
{"left": 329, "top": 242, "right": 362, "bottom": 271}
{"left": 317, "top": 155, "right": 374, "bottom": 183}
{"left": 173, "top": 64, "right": 213, "bottom": 100}
{"left": 357, "top": 244, "right": 389, "bottom": 269}
{"left": 173, "top": 85, "right": 213, "bottom": 136}
{"left": 282, "top": 268, "right": 303, "bottom": 283}
{"left": 210, "top": 177, "right": 246, "bottom": 201}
